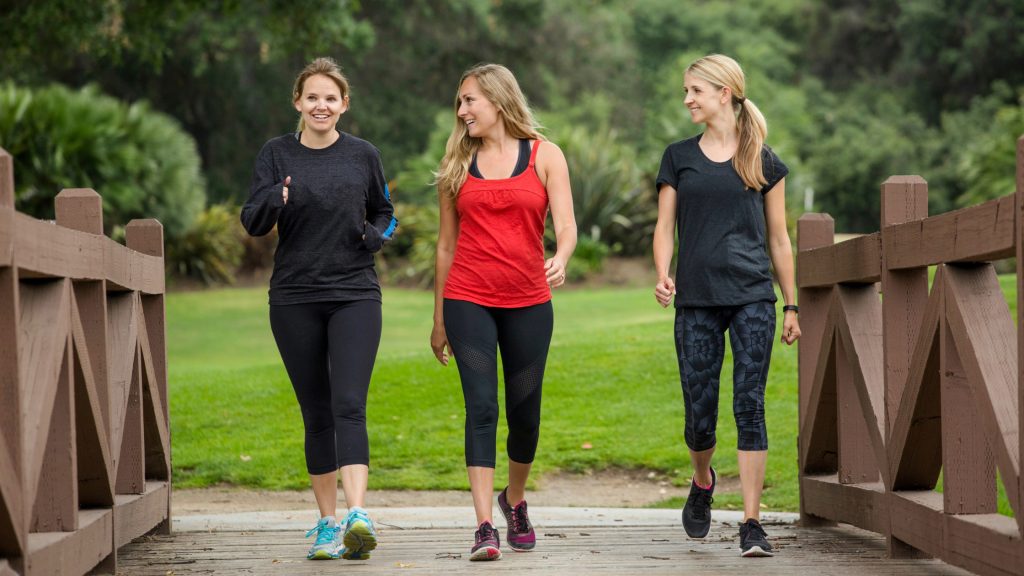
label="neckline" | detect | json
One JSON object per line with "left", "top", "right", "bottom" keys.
{"left": 467, "top": 139, "right": 534, "bottom": 182}
{"left": 291, "top": 130, "right": 346, "bottom": 152}
{"left": 696, "top": 133, "right": 734, "bottom": 165}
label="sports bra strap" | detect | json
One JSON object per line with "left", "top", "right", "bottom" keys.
{"left": 528, "top": 139, "right": 541, "bottom": 167}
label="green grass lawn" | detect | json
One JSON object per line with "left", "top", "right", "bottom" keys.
{"left": 168, "top": 280, "right": 1016, "bottom": 515}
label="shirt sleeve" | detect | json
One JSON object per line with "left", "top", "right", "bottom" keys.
{"left": 655, "top": 146, "right": 677, "bottom": 192}
{"left": 240, "top": 142, "right": 285, "bottom": 236}
{"left": 361, "top": 148, "right": 398, "bottom": 253}
{"left": 759, "top": 146, "right": 789, "bottom": 195}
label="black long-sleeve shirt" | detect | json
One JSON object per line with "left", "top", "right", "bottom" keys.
{"left": 241, "top": 131, "right": 397, "bottom": 305}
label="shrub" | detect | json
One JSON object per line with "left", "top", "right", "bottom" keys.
{"left": 0, "top": 82, "right": 205, "bottom": 238}
{"left": 166, "top": 203, "right": 245, "bottom": 285}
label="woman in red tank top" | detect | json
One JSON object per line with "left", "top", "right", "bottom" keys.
{"left": 431, "top": 63, "right": 577, "bottom": 561}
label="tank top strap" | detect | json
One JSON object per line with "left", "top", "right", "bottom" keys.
{"left": 528, "top": 139, "right": 542, "bottom": 167}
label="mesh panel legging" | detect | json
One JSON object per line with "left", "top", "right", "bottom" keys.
{"left": 270, "top": 299, "right": 381, "bottom": 474}
{"left": 674, "top": 301, "right": 776, "bottom": 452}
{"left": 443, "top": 298, "right": 553, "bottom": 468}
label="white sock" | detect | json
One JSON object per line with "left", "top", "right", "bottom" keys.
{"left": 323, "top": 515, "right": 337, "bottom": 528}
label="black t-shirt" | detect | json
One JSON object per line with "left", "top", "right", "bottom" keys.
{"left": 240, "top": 131, "right": 397, "bottom": 305}
{"left": 656, "top": 134, "right": 788, "bottom": 308}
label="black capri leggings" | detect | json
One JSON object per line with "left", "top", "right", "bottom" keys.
{"left": 674, "top": 301, "right": 775, "bottom": 452}
{"left": 270, "top": 299, "right": 381, "bottom": 475}
{"left": 443, "top": 298, "right": 553, "bottom": 468}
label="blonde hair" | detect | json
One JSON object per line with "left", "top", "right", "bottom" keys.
{"left": 436, "top": 64, "right": 545, "bottom": 199}
{"left": 687, "top": 54, "right": 768, "bottom": 191}
{"left": 292, "top": 57, "right": 350, "bottom": 132}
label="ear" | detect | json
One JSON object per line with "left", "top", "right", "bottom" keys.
{"left": 339, "top": 95, "right": 350, "bottom": 115}
{"left": 293, "top": 98, "right": 302, "bottom": 113}
{"left": 720, "top": 86, "right": 732, "bottom": 105}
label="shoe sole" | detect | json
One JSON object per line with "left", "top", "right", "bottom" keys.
{"left": 682, "top": 510, "right": 711, "bottom": 539}
{"left": 741, "top": 545, "right": 774, "bottom": 557}
{"left": 308, "top": 549, "right": 338, "bottom": 560}
{"left": 342, "top": 521, "right": 377, "bottom": 560}
{"left": 469, "top": 546, "right": 502, "bottom": 561}
{"left": 508, "top": 542, "right": 535, "bottom": 552}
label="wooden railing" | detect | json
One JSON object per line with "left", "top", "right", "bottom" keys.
{"left": 797, "top": 137, "right": 1024, "bottom": 576}
{"left": 0, "top": 147, "right": 170, "bottom": 575}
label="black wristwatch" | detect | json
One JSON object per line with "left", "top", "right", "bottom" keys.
{"left": 783, "top": 305, "right": 799, "bottom": 314}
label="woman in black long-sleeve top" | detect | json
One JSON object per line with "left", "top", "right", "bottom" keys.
{"left": 240, "top": 56, "right": 396, "bottom": 562}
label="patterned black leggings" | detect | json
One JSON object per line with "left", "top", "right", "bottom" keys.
{"left": 674, "top": 301, "right": 775, "bottom": 452}
{"left": 443, "top": 299, "right": 553, "bottom": 468}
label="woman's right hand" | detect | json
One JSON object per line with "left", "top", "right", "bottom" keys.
{"left": 655, "top": 276, "right": 676, "bottom": 308}
{"left": 282, "top": 176, "right": 291, "bottom": 205}
{"left": 431, "top": 323, "right": 450, "bottom": 366}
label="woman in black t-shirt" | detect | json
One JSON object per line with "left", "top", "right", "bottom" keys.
{"left": 652, "top": 54, "right": 801, "bottom": 558}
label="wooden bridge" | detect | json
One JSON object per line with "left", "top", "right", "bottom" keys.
{"left": 1, "top": 140, "right": 1023, "bottom": 574}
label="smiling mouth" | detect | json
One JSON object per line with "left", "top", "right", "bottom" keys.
{"left": 312, "top": 114, "right": 330, "bottom": 120}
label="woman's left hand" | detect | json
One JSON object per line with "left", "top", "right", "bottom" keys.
{"left": 782, "top": 311, "right": 801, "bottom": 345}
{"left": 545, "top": 257, "right": 567, "bottom": 288}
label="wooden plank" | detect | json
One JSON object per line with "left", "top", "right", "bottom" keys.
{"left": 0, "top": 207, "right": 12, "bottom": 267}
{"left": 117, "top": 523, "right": 973, "bottom": 575}
{"left": 140, "top": 295, "right": 167, "bottom": 422}
{"left": 105, "top": 292, "right": 137, "bottom": 470}
{"left": 834, "top": 284, "right": 886, "bottom": 485}
{"left": 799, "top": 295, "right": 838, "bottom": 474}
{"left": 18, "top": 280, "right": 69, "bottom": 510}
{"left": 13, "top": 213, "right": 104, "bottom": 281}
{"left": 115, "top": 346, "right": 144, "bottom": 495}
{"left": 0, "top": 559, "right": 18, "bottom": 576}
{"left": 885, "top": 195, "right": 1016, "bottom": 270}
{"left": 1016, "top": 134, "right": 1024, "bottom": 536}
{"left": 104, "top": 238, "right": 164, "bottom": 295}
{"left": 137, "top": 315, "right": 170, "bottom": 480}
{"left": 70, "top": 294, "right": 114, "bottom": 507}
{"left": 30, "top": 339, "right": 77, "bottom": 533}
{"left": 836, "top": 334, "right": 880, "bottom": 484}
{"left": 113, "top": 481, "right": 169, "bottom": 548}
{"left": 25, "top": 509, "right": 111, "bottom": 576}
{"left": 889, "top": 490, "right": 943, "bottom": 558}
{"left": 880, "top": 175, "right": 929, "bottom": 444}
{"left": 888, "top": 269, "right": 943, "bottom": 490}
{"left": 71, "top": 282, "right": 108, "bottom": 444}
{"left": 944, "top": 264, "right": 1020, "bottom": 515}
{"left": 798, "top": 233, "right": 881, "bottom": 288}
{"left": 943, "top": 513, "right": 1021, "bottom": 576}
{"left": 941, "top": 312, "right": 998, "bottom": 514}
{"left": 801, "top": 474, "right": 889, "bottom": 534}
{"left": 0, "top": 267, "right": 20, "bottom": 487}
{"left": 0, "top": 418, "right": 23, "bottom": 558}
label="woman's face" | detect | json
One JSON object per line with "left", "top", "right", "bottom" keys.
{"left": 682, "top": 73, "right": 727, "bottom": 125}
{"left": 457, "top": 75, "right": 500, "bottom": 138}
{"left": 294, "top": 74, "right": 348, "bottom": 135}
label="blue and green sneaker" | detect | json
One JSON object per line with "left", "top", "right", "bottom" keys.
{"left": 305, "top": 517, "right": 341, "bottom": 560}
{"left": 341, "top": 507, "right": 378, "bottom": 560}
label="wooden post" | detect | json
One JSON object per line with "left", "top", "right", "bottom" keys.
{"left": 56, "top": 189, "right": 113, "bottom": 507}
{"left": 0, "top": 149, "right": 23, "bottom": 562}
{"left": 125, "top": 219, "right": 170, "bottom": 535}
{"left": 880, "top": 176, "right": 929, "bottom": 558}
{"left": 1016, "top": 135, "right": 1024, "bottom": 539}
{"left": 797, "top": 213, "right": 837, "bottom": 526}
{"left": 880, "top": 176, "right": 928, "bottom": 444}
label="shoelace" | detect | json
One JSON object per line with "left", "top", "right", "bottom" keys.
{"left": 509, "top": 503, "right": 530, "bottom": 533}
{"left": 476, "top": 523, "right": 497, "bottom": 543}
{"left": 306, "top": 520, "right": 339, "bottom": 546}
{"left": 687, "top": 489, "right": 714, "bottom": 521}
{"left": 744, "top": 520, "right": 767, "bottom": 540}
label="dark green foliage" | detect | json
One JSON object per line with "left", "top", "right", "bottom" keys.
{"left": 0, "top": 82, "right": 205, "bottom": 237}
{"left": 166, "top": 203, "right": 246, "bottom": 285}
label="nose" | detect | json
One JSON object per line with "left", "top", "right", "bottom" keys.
{"left": 457, "top": 102, "right": 468, "bottom": 118}
{"left": 683, "top": 93, "right": 694, "bottom": 106}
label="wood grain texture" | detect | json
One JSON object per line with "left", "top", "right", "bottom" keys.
{"left": 885, "top": 195, "right": 1015, "bottom": 269}
{"left": 798, "top": 233, "right": 881, "bottom": 288}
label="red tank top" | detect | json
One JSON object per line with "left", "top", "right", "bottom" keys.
{"left": 444, "top": 140, "right": 551, "bottom": 308}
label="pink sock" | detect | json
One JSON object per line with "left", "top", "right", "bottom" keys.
{"left": 694, "top": 477, "right": 712, "bottom": 490}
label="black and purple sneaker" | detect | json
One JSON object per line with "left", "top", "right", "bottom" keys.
{"left": 470, "top": 521, "right": 502, "bottom": 561}
{"left": 498, "top": 487, "right": 536, "bottom": 551}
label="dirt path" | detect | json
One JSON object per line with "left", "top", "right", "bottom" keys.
{"left": 172, "top": 469, "right": 741, "bottom": 515}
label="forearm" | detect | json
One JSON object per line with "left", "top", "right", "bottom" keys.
{"left": 769, "top": 238, "right": 797, "bottom": 305}
{"left": 433, "top": 247, "right": 455, "bottom": 324}
{"left": 653, "top": 226, "right": 675, "bottom": 279}
{"left": 240, "top": 187, "right": 283, "bottom": 236}
{"left": 551, "top": 221, "right": 577, "bottom": 265}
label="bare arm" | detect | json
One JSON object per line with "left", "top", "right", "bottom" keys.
{"left": 653, "top": 184, "right": 677, "bottom": 307}
{"left": 537, "top": 140, "right": 577, "bottom": 287}
{"left": 431, "top": 188, "right": 459, "bottom": 365}
{"left": 764, "top": 178, "right": 801, "bottom": 344}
